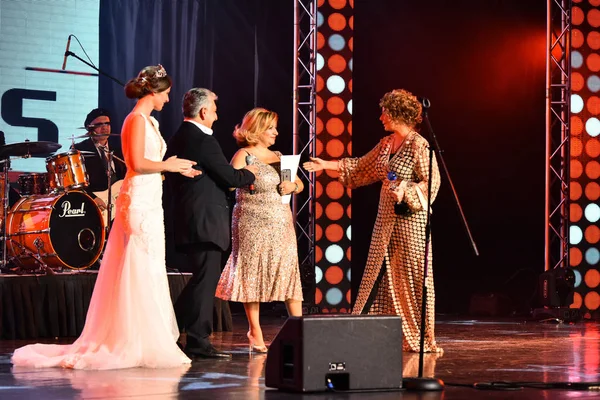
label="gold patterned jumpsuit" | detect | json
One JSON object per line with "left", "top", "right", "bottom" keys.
{"left": 343, "top": 132, "right": 442, "bottom": 353}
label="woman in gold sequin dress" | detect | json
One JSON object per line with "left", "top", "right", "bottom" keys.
{"left": 303, "top": 89, "right": 442, "bottom": 353}
{"left": 216, "top": 108, "right": 304, "bottom": 352}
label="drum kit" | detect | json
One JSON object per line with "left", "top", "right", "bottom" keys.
{"left": 0, "top": 133, "right": 120, "bottom": 274}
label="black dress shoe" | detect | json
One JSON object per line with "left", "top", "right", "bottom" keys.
{"left": 185, "top": 345, "right": 232, "bottom": 359}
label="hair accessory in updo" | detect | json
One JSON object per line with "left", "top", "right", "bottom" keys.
{"left": 155, "top": 64, "right": 167, "bottom": 78}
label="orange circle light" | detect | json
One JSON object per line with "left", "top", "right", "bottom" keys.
{"left": 573, "top": 29, "right": 584, "bottom": 48}
{"left": 571, "top": 137, "right": 583, "bottom": 157}
{"left": 585, "top": 138, "right": 600, "bottom": 158}
{"left": 329, "top": 0, "right": 347, "bottom": 9}
{"left": 346, "top": 204, "right": 351, "bottom": 218}
{"left": 317, "top": 0, "right": 325, "bottom": 7}
{"left": 571, "top": 292, "right": 583, "bottom": 308}
{"left": 325, "top": 223, "right": 344, "bottom": 242}
{"left": 316, "top": 180, "right": 323, "bottom": 198}
{"left": 587, "top": 53, "right": 600, "bottom": 72}
{"left": 584, "top": 291, "right": 600, "bottom": 310}
{"left": 315, "top": 287, "right": 323, "bottom": 304}
{"left": 571, "top": 181, "right": 583, "bottom": 201}
{"left": 317, "top": 75, "right": 324, "bottom": 92}
{"left": 326, "top": 139, "right": 345, "bottom": 158}
{"left": 316, "top": 95, "right": 324, "bottom": 112}
{"left": 588, "top": 31, "right": 600, "bottom": 50}
{"left": 347, "top": 121, "right": 352, "bottom": 135}
{"left": 585, "top": 269, "right": 600, "bottom": 288}
{"left": 325, "top": 266, "right": 344, "bottom": 284}
{"left": 316, "top": 117, "right": 323, "bottom": 135}
{"left": 588, "top": 9, "right": 600, "bottom": 28}
{"left": 315, "top": 224, "right": 323, "bottom": 241}
{"left": 325, "top": 169, "right": 340, "bottom": 179}
{"left": 347, "top": 141, "right": 352, "bottom": 155}
{"left": 570, "top": 203, "right": 583, "bottom": 222}
{"left": 327, "top": 96, "right": 346, "bottom": 115}
{"left": 571, "top": 160, "right": 583, "bottom": 179}
{"left": 346, "top": 289, "right": 352, "bottom": 305}
{"left": 570, "top": 247, "right": 583, "bottom": 266}
{"left": 346, "top": 245, "right": 351, "bottom": 261}
{"left": 572, "top": 7, "right": 585, "bottom": 25}
{"left": 585, "top": 225, "right": 600, "bottom": 244}
{"left": 572, "top": 72, "right": 585, "bottom": 92}
{"left": 591, "top": 0, "right": 600, "bottom": 6}
{"left": 349, "top": 15, "right": 354, "bottom": 30}
{"left": 328, "top": 54, "right": 347, "bottom": 73}
{"left": 349, "top": 37, "right": 353, "bottom": 52}
{"left": 326, "top": 118, "right": 345, "bottom": 136}
{"left": 315, "top": 202, "right": 323, "bottom": 219}
{"left": 316, "top": 137, "right": 323, "bottom": 156}
{"left": 317, "top": 32, "right": 325, "bottom": 50}
{"left": 585, "top": 161, "right": 600, "bottom": 179}
{"left": 315, "top": 245, "right": 322, "bottom": 262}
{"left": 572, "top": 116, "right": 583, "bottom": 135}
{"left": 325, "top": 202, "right": 344, "bottom": 220}
{"left": 328, "top": 13, "right": 347, "bottom": 31}
{"left": 326, "top": 180, "right": 345, "bottom": 199}
{"left": 587, "top": 96, "right": 600, "bottom": 115}
{"left": 585, "top": 182, "right": 600, "bottom": 200}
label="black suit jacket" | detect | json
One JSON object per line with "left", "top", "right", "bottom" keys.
{"left": 165, "top": 121, "right": 255, "bottom": 251}
{"left": 74, "top": 138, "right": 127, "bottom": 198}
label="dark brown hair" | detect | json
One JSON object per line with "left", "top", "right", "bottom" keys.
{"left": 124, "top": 64, "right": 172, "bottom": 99}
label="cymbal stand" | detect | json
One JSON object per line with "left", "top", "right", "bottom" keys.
{"left": 1, "top": 158, "right": 10, "bottom": 272}
{"left": 105, "top": 150, "right": 114, "bottom": 233}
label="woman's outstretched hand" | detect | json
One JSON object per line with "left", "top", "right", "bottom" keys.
{"left": 303, "top": 157, "right": 326, "bottom": 172}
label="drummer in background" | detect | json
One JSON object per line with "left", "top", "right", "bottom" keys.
{"left": 73, "top": 108, "right": 127, "bottom": 211}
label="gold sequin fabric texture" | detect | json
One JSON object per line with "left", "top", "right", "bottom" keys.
{"left": 341, "top": 132, "right": 442, "bottom": 353}
{"left": 216, "top": 153, "right": 304, "bottom": 303}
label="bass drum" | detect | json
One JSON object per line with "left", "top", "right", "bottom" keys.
{"left": 6, "top": 191, "right": 105, "bottom": 270}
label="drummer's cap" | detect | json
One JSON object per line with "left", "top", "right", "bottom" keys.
{"left": 85, "top": 108, "right": 111, "bottom": 130}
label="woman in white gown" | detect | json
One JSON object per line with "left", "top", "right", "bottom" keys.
{"left": 11, "top": 64, "right": 199, "bottom": 370}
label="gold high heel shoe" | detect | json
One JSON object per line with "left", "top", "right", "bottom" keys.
{"left": 247, "top": 331, "right": 268, "bottom": 353}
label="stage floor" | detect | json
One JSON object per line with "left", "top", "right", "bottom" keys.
{"left": 0, "top": 315, "right": 598, "bottom": 399}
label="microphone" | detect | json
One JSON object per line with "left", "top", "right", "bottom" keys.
{"left": 245, "top": 154, "right": 256, "bottom": 194}
{"left": 417, "top": 96, "right": 431, "bottom": 109}
{"left": 62, "top": 35, "right": 72, "bottom": 70}
{"left": 387, "top": 171, "right": 397, "bottom": 190}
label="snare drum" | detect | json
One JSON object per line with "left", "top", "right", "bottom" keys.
{"left": 17, "top": 173, "right": 49, "bottom": 196}
{"left": 6, "top": 191, "right": 105, "bottom": 270}
{"left": 46, "top": 150, "right": 89, "bottom": 191}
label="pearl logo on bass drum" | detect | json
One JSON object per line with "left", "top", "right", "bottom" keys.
{"left": 59, "top": 200, "right": 86, "bottom": 218}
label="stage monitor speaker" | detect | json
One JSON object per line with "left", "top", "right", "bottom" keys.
{"left": 265, "top": 314, "right": 402, "bottom": 392}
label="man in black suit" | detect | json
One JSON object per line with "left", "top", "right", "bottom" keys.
{"left": 74, "top": 108, "right": 126, "bottom": 212}
{"left": 166, "top": 88, "right": 257, "bottom": 358}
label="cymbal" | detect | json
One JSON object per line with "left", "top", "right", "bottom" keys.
{"left": 72, "top": 133, "right": 121, "bottom": 139}
{"left": 0, "top": 141, "right": 62, "bottom": 159}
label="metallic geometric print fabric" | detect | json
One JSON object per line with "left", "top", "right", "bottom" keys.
{"left": 340, "top": 132, "right": 442, "bottom": 353}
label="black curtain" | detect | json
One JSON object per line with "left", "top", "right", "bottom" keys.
{"left": 353, "top": 0, "right": 547, "bottom": 314}
{"left": 98, "top": 0, "right": 294, "bottom": 270}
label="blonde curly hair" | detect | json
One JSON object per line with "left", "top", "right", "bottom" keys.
{"left": 379, "top": 89, "right": 422, "bottom": 127}
{"left": 233, "top": 108, "right": 278, "bottom": 147}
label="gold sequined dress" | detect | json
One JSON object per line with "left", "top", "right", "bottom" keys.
{"left": 216, "top": 153, "right": 304, "bottom": 303}
{"left": 344, "top": 132, "right": 442, "bottom": 353}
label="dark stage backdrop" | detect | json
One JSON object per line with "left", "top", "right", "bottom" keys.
{"left": 97, "top": 0, "right": 294, "bottom": 269}
{"left": 352, "top": 0, "right": 547, "bottom": 314}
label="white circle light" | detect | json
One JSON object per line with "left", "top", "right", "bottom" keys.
{"left": 325, "top": 244, "right": 344, "bottom": 264}
{"left": 571, "top": 94, "right": 584, "bottom": 113}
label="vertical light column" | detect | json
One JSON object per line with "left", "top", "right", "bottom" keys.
{"left": 315, "top": 0, "right": 353, "bottom": 312}
{"left": 569, "top": 0, "right": 600, "bottom": 318}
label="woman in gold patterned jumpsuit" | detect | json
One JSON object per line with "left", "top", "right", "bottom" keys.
{"left": 216, "top": 108, "right": 304, "bottom": 353}
{"left": 303, "top": 89, "right": 442, "bottom": 353}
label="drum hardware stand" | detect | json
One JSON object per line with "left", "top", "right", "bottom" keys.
{"left": 1, "top": 158, "right": 11, "bottom": 272}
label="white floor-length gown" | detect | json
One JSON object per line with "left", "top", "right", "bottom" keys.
{"left": 12, "top": 113, "right": 191, "bottom": 369}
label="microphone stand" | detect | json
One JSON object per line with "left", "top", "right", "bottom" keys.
{"left": 65, "top": 51, "right": 125, "bottom": 87}
{"left": 402, "top": 98, "right": 479, "bottom": 392}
